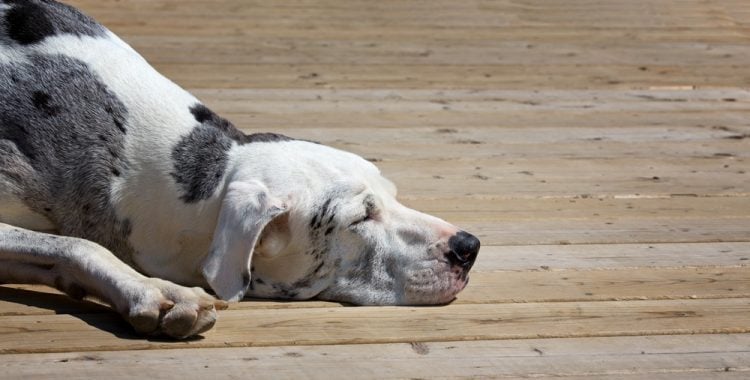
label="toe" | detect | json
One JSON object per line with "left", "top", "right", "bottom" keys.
{"left": 161, "top": 305, "right": 198, "bottom": 339}
{"left": 190, "top": 308, "right": 218, "bottom": 336}
{"left": 126, "top": 308, "right": 160, "bottom": 335}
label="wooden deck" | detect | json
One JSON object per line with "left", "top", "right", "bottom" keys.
{"left": 3, "top": 0, "right": 750, "bottom": 378}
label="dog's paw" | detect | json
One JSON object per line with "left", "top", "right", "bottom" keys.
{"left": 123, "top": 278, "right": 229, "bottom": 339}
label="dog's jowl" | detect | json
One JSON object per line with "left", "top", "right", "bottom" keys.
{"left": 0, "top": 0, "right": 480, "bottom": 339}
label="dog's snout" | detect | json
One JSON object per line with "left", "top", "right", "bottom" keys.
{"left": 447, "top": 231, "right": 480, "bottom": 268}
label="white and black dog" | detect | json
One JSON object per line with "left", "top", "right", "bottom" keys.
{"left": 0, "top": 0, "right": 480, "bottom": 338}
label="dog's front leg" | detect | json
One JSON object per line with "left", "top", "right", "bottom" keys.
{"left": 0, "top": 223, "right": 227, "bottom": 338}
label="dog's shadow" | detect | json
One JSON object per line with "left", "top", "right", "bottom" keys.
{"left": 0, "top": 285, "right": 353, "bottom": 343}
{"left": 0, "top": 285, "right": 204, "bottom": 342}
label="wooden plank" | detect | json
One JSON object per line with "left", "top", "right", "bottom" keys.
{"left": 150, "top": 63, "right": 750, "bottom": 90}
{"left": 195, "top": 88, "right": 750, "bottom": 114}
{"left": 195, "top": 89, "right": 750, "bottom": 129}
{"left": 225, "top": 110, "right": 750, "bottom": 133}
{"left": 475, "top": 242, "right": 750, "bottom": 271}
{"left": 0, "top": 298, "right": 748, "bottom": 354}
{"left": 68, "top": 0, "right": 750, "bottom": 30}
{"left": 459, "top": 267, "right": 750, "bottom": 303}
{"left": 406, "top": 197, "right": 750, "bottom": 245}
{"left": 373, "top": 157, "right": 750, "bottom": 199}
{"left": 3, "top": 266, "right": 747, "bottom": 316}
{"left": 106, "top": 36, "right": 750, "bottom": 66}
{"left": 401, "top": 198, "right": 750, "bottom": 246}
{"left": 84, "top": 22, "right": 750, "bottom": 44}
{"left": 401, "top": 196, "right": 750, "bottom": 214}
{"left": 457, "top": 217, "right": 750, "bottom": 246}
{"left": 414, "top": 198, "right": 750, "bottom": 246}
{"left": 1, "top": 334, "right": 749, "bottom": 379}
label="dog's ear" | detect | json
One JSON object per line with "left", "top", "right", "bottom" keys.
{"left": 202, "top": 181, "right": 288, "bottom": 301}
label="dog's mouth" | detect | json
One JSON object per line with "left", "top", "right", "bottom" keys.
{"left": 401, "top": 261, "right": 471, "bottom": 305}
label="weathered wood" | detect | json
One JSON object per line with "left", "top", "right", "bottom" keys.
{"left": 147, "top": 63, "right": 750, "bottom": 90}
{"left": 2, "top": 334, "right": 749, "bottom": 380}
{"left": 475, "top": 242, "right": 750, "bottom": 271}
{"left": 440, "top": 217, "right": 750, "bottom": 246}
{"left": 1, "top": 298, "right": 749, "bottom": 354}
{"left": 398, "top": 197, "right": 750, "bottom": 246}
{"left": 401, "top": 196, "right": 750, "bottom": 214}
{"left": 372, "top": 156, "right": 749, "bottom": 196}
{"left": 196, "top": 89, "right": 750, "bottom": 132}
{"left": 2, "top": 1, "right": 749, "bottom": 378}
{"left": 89, "top": 35, "right": 750, "bottom": 67}
{"left": 460, "top": 267, "right": 750, "bottom": 303}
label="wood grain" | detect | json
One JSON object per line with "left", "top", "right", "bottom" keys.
{"left": 1, "top": 298, "right": 749, "bottom": 354}
{"left": 2, "top": 334, "right": 749, "bottom": 380}
{"left": 2, "top": 0, "right": 750, "bottom": 378}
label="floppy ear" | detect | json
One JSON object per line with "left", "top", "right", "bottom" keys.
{"left": 202, "top": 181, "right": 288, "bottom": 301}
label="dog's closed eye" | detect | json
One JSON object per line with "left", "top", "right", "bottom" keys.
{"left": 350, "top": 195, "right": 380, "bottom": 227}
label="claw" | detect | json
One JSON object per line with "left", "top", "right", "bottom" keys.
{"left": 214, "top": 299, "right": 229, "bottom": 310}
{"left": 160, "top": 300, "right": 176, "bottom": 311}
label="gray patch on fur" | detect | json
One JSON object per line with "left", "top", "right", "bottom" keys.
{"left": 0, "top": 52, "right": 134, "bottom": 262}
{"left": 1, "top": 0, "right": 105, "bottom": 46}
{"left": 170, "top": 124, "right": 233, "bottom": 203}
{"left": 170, "top": 104, "right": 293, "bottom": 203}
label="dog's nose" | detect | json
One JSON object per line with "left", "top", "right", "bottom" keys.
{"left": 447, "top": 231, "right": 480, "bottom": 267}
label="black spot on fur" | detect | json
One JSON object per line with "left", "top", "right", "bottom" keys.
{"left": 309, "top": 213, "right": 320, "bottom": 228}
{"left": 310, "top": 198, "right": 332, "bottom": 230}
{"left": 189, "top": 104, "right": 291, "bottom": 144}
{"left": 245, "top": 132, "right": 292, "bottom": 143}
{"left": 31, "top": 91, "right": 60, "bottom": 116}
{"left": 190, "top": 104, "right": 214, "bottom": 123}
{"left": 105, "top": 105, "right": 127, "bottom": 133}
{"left": 319, "top": 198, "right": 332, "bottom": 216}
{"left": 5, "top": 1, "right": 55, "bottom": 45}
{"left": 4, "top": 0, "right": 105, "bottom": 45}
{"left": 0, "top": 53, "right": 134, "bottom": 262}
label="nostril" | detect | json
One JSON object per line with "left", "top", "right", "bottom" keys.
{"left": 450, "top": 249, "right": 469, "bottom": 263}
{"left": 447, "top": 231, "right": 480, "bottom": 267}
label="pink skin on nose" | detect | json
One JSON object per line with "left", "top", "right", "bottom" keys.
{"left": 437, "top": 224, "right": 460, "bottom": 240}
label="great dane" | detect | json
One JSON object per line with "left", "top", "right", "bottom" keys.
{"left": 0, "top": 0, "right": 480, "bottom": 338}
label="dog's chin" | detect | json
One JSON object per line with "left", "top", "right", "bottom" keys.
{"left": 401, "top": 266, "right": 470, "bottom": 306}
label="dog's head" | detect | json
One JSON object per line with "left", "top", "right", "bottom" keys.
{"left": 202, "top": 140, "right": 479, "bottom": 305}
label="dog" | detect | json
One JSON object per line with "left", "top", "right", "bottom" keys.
{"left": 0, "top": 0, "right": 480, "bottom": 339}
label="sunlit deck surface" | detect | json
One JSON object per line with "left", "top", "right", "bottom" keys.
{"left": 2, "top": 0, "right": 750, "bottom": 378}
